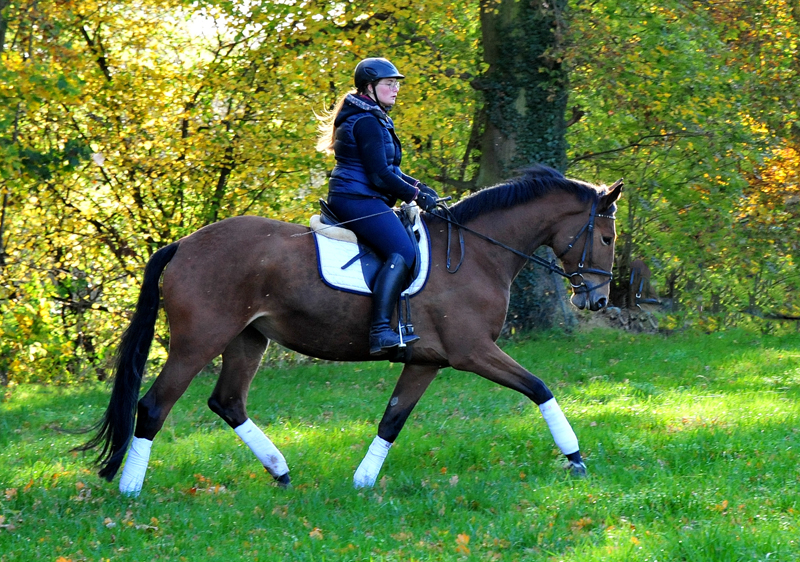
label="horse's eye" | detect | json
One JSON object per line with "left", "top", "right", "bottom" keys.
{"left": 601, "top": 236, "right": 613, "bottom": 246}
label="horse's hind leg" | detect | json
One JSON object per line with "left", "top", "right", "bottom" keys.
{"left": 354, "top": 363, "right": 439, "bottom": 488}
{"left": 120, "top": 347, "right": 218, "bottom": 495}
{"left": 207, "top": 325, "right": 290, "bottom": 486}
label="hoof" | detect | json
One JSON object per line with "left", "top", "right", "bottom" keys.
{"left": 567, "top": 461, "right": 587, "bottom": 478}
{"left": 274, "top": 472, "right": 292, "bottom": 488}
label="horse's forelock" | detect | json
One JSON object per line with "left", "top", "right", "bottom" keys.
{"left": 448, "top": 165, "right": 601, "bottom": 223}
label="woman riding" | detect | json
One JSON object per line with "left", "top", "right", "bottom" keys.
{"left": 316, "top": 57, "right": 440, "bottom": 355}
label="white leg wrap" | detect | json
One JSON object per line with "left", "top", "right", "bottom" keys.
{"left": 234, "top": 419, "right": 289, "bottom": 478}
{"left": 539, "top": 398, "right": 579, "bottom": 455}
{"left": 353, "top": 436, "right": 392, "bottom": 488}
{"left": 119, "top": 437, "right": 152, "bottom": 497}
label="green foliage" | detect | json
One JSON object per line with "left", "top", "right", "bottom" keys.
{"left": 566, "top": 0, "right": 800, "bottom": 324}
{"left": 1, "top": 330, "right": 799, "bottom": 560}
{"left": 0, "top": 0, "right": 798, "bottom": 384}
{"left": 0, "top": 0, "right": 481, "bottom": 384}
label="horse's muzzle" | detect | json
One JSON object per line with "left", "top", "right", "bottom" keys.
{"left": 570, "top": 284, "right": 609, "bottom": 311}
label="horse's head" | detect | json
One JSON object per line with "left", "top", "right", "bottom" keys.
{"left": 553, "top": 180, "right": 623, "bottom": 311}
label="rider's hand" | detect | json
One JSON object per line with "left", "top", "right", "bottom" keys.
{"left": 415, "top": 190, "right": 439, "bottom": 212}
{"left": 418, "top": 183, "right": 440, "bottom": 201}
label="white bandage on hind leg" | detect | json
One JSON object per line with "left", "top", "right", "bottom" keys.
{"left": 234, "top": 418, "right": 289, "bottom": 478}
{"left": 539, "top": 398, "right": 579, "bottom": 455}
{"left": 353, "top": 436, "right": 392, "bottom": 489}
{"left": 119, "top": 436, "right": 152, "bottom": 496}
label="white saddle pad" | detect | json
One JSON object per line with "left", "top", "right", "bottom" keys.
{"left": 313, "top": 219, "right": 431, "bottom": 296}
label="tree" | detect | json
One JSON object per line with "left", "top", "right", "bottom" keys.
{"left": 474, "top": 0, "right": 576, "bottom": 332}
{"left": 0, "top": 0, "right": 482, "bottom": 384}
{"left": 566, "top": 0, "right": 800, "bottom": 328}
{"left": 2, "top": 0, "right": 798, "bottom": 385}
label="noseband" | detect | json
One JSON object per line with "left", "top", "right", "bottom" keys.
{"left": 436, "top": 197, "right": 615, "bottom": 296}
{"left": 554, "top": 198, "right": 615, "bottom": 295}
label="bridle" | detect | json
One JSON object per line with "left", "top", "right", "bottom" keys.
{"left": 554, "top": 198, "right": 616, "bottom": 295}
{"left": 435, "top": 195, "right": 616, "bottom": 296}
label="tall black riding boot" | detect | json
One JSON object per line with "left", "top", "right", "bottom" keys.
{"left": 369, "top": 253, "right": 420, "bottom": 355}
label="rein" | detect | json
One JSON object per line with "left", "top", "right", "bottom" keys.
{"left": 290, "top": 208, "right": 397, "bottom": 238}
{"left": 432, "top": 198, "right": 616, "bottom": 294}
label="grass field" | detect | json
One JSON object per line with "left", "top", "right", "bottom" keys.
{"left": 1, "top": 328, "right": 799, "bottom": 561}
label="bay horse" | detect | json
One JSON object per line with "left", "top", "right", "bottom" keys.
{"left": 78, "top": 165, "right": 622, "bottom": 496}
{"left": 628, "top": 258, "right": 661, "bottom": 309}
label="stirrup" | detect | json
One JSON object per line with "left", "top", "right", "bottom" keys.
{"left": 369, "top": 328, "right": 419, "bottom": 355}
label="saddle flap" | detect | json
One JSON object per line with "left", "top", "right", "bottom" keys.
{"left": 312, "top": 220, "right": 431, "bottom": 297}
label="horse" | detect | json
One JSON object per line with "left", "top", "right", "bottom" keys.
{"left": 628, "top": 258, "right": 661, "bottom": 310}
{"left": 77, "top": 165, "right": 623, "bottom": 496}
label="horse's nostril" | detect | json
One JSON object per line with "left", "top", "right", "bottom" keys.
{"left": 596, "top": 297, "right": 608, "bottom": 309}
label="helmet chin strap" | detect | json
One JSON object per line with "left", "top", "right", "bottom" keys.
{"left": 365, "top": 84, "right": 392, "bottom": 112}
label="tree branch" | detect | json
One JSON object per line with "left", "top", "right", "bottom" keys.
{"left": 568, "top": 131, "right": 710, "bottom": 164}
{"left": 79, "top": 24, "right": 112, "bottom": 82}
{"left": 565, "top": 105, "right": 585, "bottom": 128}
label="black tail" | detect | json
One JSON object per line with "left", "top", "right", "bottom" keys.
{"left": 74, "top": 242, "right": 180, "bottom": 481}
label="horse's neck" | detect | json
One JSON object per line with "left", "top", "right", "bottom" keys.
{"left": 475, "top": 193, "right": 581, "bottom": 250}
{"left": 467, "top": 194, "right": 585, "bottom": 280}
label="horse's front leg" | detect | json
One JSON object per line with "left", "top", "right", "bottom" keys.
{"left": 451, "top": 341, "right": 587, "bottom": 477}
{"left": 354, "top": 363, "right": 439, "bottom": 488}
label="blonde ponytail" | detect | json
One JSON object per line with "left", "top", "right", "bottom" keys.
{"left": 315, "top": 91, "right": 354, "bottom": 153}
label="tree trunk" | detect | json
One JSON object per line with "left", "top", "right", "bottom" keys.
{"left": 477, "top": 0, "right": 575, "bottom": 331}
{"left": 0, "top": 0, "right": 9, "bottom": 51}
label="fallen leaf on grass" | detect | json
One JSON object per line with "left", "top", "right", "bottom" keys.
{"left": 571, "top": 517, "right": 593, "bottom": 531}
{"left": 309, "top": 527, "right": 324, "bottom": 540}
{"left": 711, "top": 499, "right": 729, "bottom": 513}
{"left": 188, "top": 484, "right": 227, "bottom": 495}
{"left": 455, "top": 533, "right": 470, "bottom": 555}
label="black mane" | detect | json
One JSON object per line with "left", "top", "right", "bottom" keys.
{"left": 446, "top": 165, "right": 603, "bottom": 224}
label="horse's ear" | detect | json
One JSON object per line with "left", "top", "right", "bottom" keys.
{"left": 600, "top": 179, "right": 623, "bottom": 213}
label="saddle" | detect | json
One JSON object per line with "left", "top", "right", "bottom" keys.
{"left": 310, "top": 199, "right": 429, "bottom": 295}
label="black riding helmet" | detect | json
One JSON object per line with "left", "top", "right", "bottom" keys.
{"left": 354, "top": 58, "right": 405, "bottom": 91}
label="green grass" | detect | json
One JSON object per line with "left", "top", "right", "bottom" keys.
{"left": 1, "top": 328, "right": 799, "bottom": 561}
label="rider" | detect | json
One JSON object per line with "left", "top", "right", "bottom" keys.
{"left": 317, "top": 57, "right": 440, "bottom": 355}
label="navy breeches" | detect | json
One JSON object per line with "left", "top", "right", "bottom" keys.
{"left": 327, "top": 195, "right": 416, "bottom": 269}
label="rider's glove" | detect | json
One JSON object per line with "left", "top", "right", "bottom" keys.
{"left": 418, "top": 183, "right": 440, "bottom": 201}
{"left": 415, "top": 190, "right": 439, "bottom": 212}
